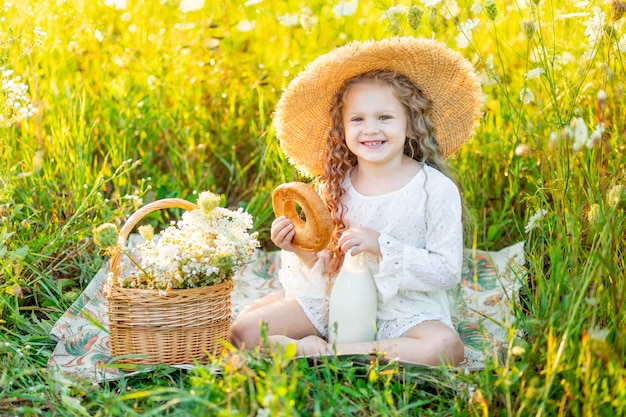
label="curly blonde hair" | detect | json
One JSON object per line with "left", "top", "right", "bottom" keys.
{"left": 319, "top": 70, "right": 469, "bottom": 279}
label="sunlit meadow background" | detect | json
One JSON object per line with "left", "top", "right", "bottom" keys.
{"left": 1, "top": 0, "right": 625, "bottom": 415}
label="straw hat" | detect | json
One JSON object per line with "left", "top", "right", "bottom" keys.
{"left": 273, "top": 37, "right": 484, "bottom": 177}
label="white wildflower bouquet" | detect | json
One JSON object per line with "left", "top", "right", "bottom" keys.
{"left": 94, "top": 191, "right": 260, "bottom": 291}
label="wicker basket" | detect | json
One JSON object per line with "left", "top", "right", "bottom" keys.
{"left": 107, "top": 198, "right": 234, "bottom": 365}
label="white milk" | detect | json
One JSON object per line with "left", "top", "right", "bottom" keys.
{"left": 328, "top": 251, "right": 378, "bottom": 344}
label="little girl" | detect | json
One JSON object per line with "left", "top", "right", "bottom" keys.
{"left": 230, "top": 37, "right": 483, "bottom": 366}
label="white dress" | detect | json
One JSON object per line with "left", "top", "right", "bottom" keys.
{"left": 278, "top": 164, "right": 463, "bottom": 340}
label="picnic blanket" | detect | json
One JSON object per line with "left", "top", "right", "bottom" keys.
{"left": 48, "top": 236, "right": 526, "bottom": 383}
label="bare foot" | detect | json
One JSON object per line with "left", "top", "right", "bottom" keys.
{"left": 268, "top": 335, "right": 332, "bottom": 356}
{"left": 266, "top": 335, "right": 296, "bottom": 352}
{"left": 297, "top": 335, "right": 333, "bottom": 356}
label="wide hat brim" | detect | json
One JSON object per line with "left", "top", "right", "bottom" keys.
{"left": 274, "top": 36, "right": 484, "bottom": 177}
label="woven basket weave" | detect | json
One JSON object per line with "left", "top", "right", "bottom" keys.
{"left": 107, "top": 198, "right": 233, "bottom": 365}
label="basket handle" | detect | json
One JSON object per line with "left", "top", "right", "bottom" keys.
{"left": 109, "top": 198, "right": 199, "bottom": 281}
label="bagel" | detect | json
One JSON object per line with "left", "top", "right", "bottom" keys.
{"left": 272, "top": 182, "right": 334, "bottom": 252}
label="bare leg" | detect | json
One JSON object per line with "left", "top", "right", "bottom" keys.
{"left": 269, "top": 320, "right": 464, "bottom": 366}
{"left": 236, "top": 289, "right": 287, "bottom": 316}
{"left": 230, "top": 291, "right": 320, "bottom": 349}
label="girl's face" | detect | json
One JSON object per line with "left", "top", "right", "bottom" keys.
{"left": 342, "top": 80, "right": 408, "bottom": 168}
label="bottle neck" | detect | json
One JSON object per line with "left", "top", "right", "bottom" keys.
{"left": 342, "top": 251, "right": 367, "bottom": 273}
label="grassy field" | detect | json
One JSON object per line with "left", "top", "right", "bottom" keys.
{"left": 1, "top": 0, "right": 625, "bottom": 415}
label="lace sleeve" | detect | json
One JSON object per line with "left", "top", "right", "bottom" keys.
{"left": 277, "top": 250, "right": 329, "bottom": 299}
{"left": 373, "top": 177, "right": 463, "bottom": 301}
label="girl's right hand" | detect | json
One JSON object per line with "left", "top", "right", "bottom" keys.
{"left": 271, "top": 216, "right": 296, "bottom": 252}
{"left": 271, "top": 216, "right": 320, "bottom": 268}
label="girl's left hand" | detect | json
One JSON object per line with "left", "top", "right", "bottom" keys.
{"left": 339, "top": 227, "right": 381, "bottom": 257}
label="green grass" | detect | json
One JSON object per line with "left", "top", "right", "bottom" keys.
{"left": 1, "top": 0, "right": 625, "bottom": 415}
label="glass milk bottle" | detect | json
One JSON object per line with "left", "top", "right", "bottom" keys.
{"left": 328, "top": 250, "right": 378, "bottom": 344}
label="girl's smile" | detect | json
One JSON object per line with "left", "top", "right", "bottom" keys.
{"left": 361, "top": 140, "right": 384, "bottom": 148}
